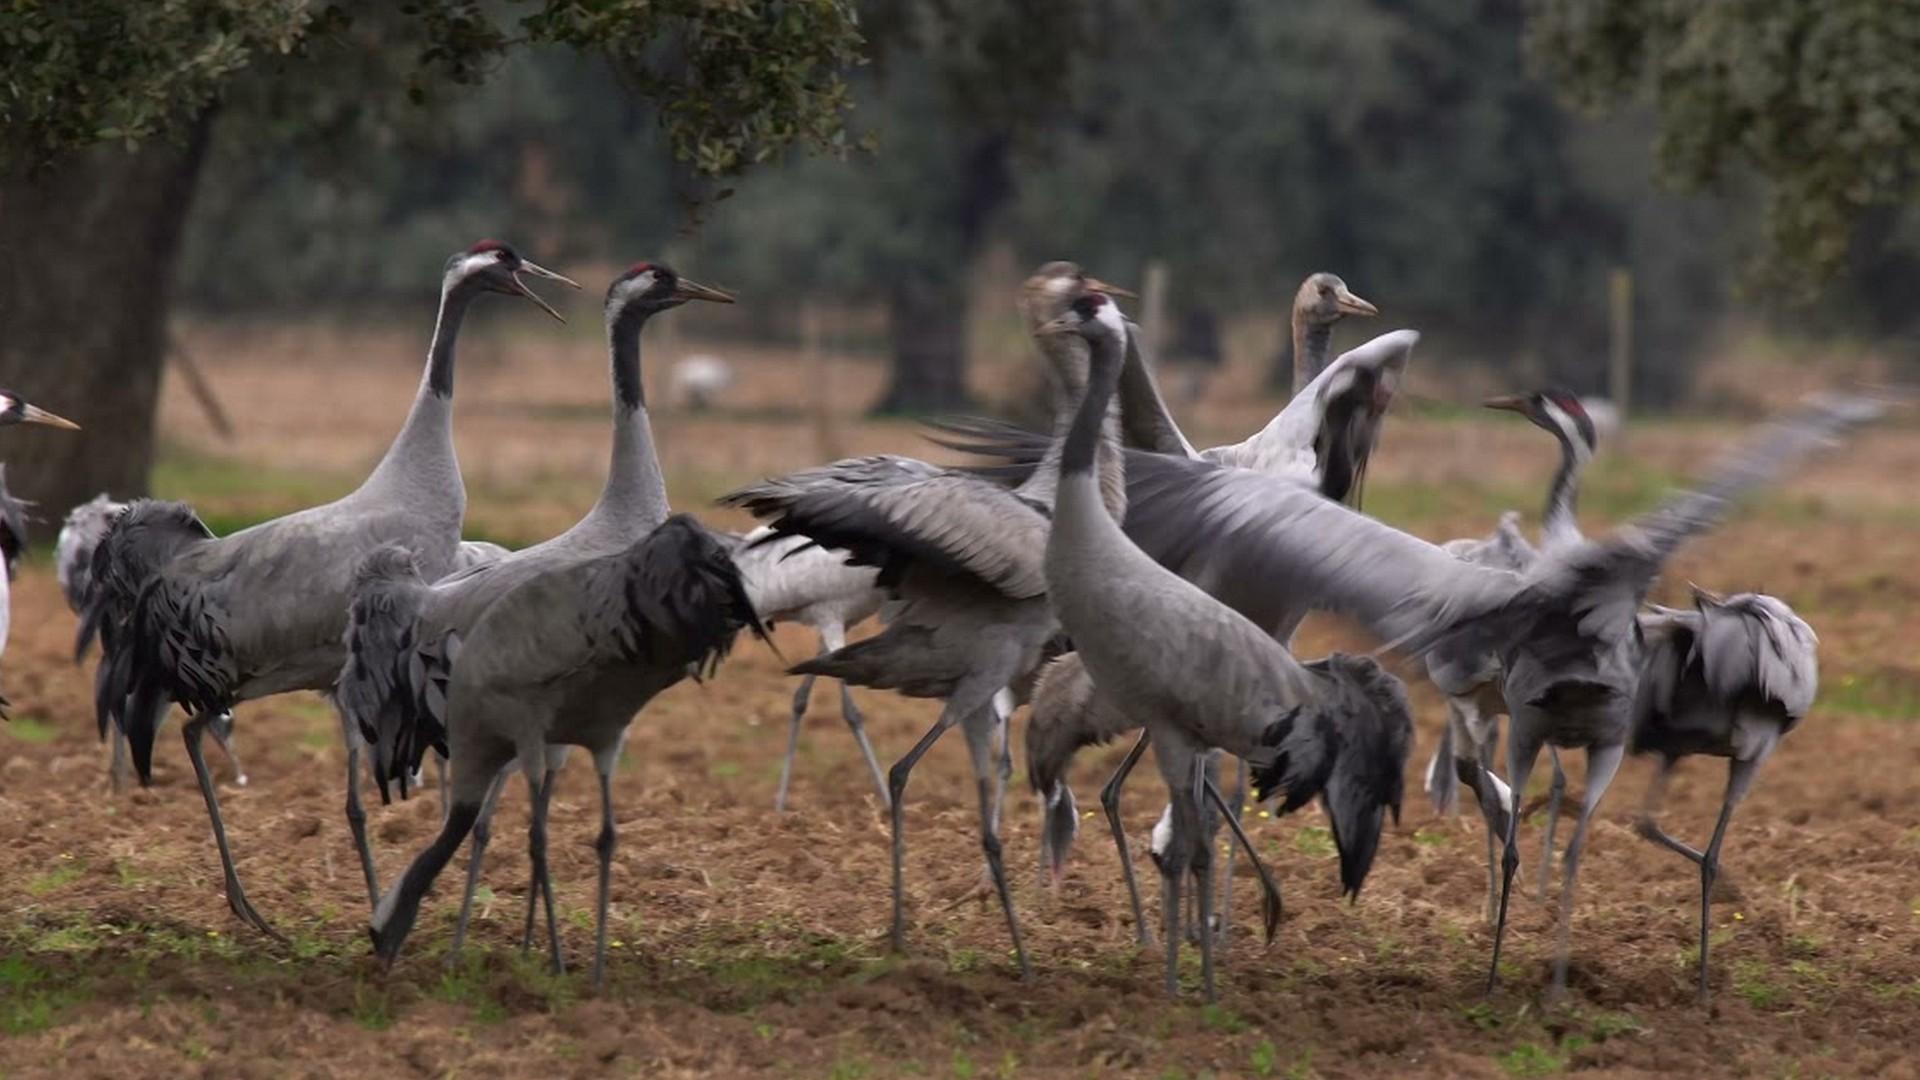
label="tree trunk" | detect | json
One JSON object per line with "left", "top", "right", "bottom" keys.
{"left": 874, "top": 274, "right": 973, "bottom": 414}
{"left": 0, "top": 115, "right": 214, "bottom": 521}
{"left": 872, "top": 133, "right": 1010, "bottom": 415}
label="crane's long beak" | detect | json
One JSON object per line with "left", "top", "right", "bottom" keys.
{"left": 1335, "top": 286, "right": 1378, "bottom": 318}
{"left": 511, "top": 260, "right": 581, "bottom": 323}
{"left": 21, "top": 403, "right": 80, "bottom": 430}
{"left": 672, "top": 277, "right": 736, "bottom": 304}
{"left": 1482, "top": 394, "right": 1530, "bottom": 415}
{"left": 1084, "top": 276, "right": 1136, "bottom": 299}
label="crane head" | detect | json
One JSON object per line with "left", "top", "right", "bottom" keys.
{"left": 0, "top": 390, "right": 79, "bottom": 430}
{"left": 446, "top": 240, "right": 580, "bottom": 322}
{"left": 1020, "top": 261, "right": 1133, "bottom": 329}
{"left": 1035, "top": 291, "right": 1128, "bottom": 347}
{"left": 1295, "top": 272, "right": 1377, "bottom": 327}
{"left": 607, "top": 261, "right": 736, "bottom": 319}
{"left": 1483, "top": 388, "right": 1599, "bottom": 455}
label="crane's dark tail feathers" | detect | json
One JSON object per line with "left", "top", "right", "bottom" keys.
{"left": 82, "top": 500, "right": 220, "bottom": 779}
{"left": 1250, "top": 654, "right": 1413, "bottom": 900}
{"left": 338, "top": 544, "right": 436, "bottom": 805}
{"left": 621, "top": 514, "right": 770, "bottom": 678}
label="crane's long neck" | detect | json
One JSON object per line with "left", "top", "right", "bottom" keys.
{"left": 1292, "top": 314, "right": 1332, "bottom": 395}
{"left": 1060, "top": 332, "right": 1126, "bottom": 486}
{"left": 580, "top": 306, "right": 670, "bottom": 536}
{"left": 363, "top": 283, "right": 473, "bottom": 501}
{"left": 1540, "top": 425, "right": 1590, "bottom": 549}
{"left": 1019, "top": 332, "right": 1125, "bottom": 518}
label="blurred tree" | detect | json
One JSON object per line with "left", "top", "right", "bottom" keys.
{"left": 690, "top": 0, "right": 1098, "bottom": 414}
{"left": 1013, "top": 0, "right": 1628, "bottom": 392}
{"left": 1529, "top": 0, "right": 1920, "bottom": 296}
{"left": 0, "top": 0, "right": 863, "bottom": 516}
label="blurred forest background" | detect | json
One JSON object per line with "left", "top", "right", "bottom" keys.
{"left": 4, "top": 0, "right": 1919, "bottom": 515}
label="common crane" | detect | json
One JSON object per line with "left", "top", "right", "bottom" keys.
{"left": 81, "top": 241, "right": 575, "bottom": 936}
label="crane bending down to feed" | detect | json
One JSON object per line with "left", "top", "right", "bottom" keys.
{"left": 1034, "top": 291, "right": 1416, "bottom": 1000}
{"left": 965, "top": 355, "right": 1885, "bottom": 996}
{"left": 367, "top": 521, "right": 765, "bottom": 987}
{"left": 339, "top": 263, "right": 734, "bottom": 959}
{"left": 724, "top": 526, "right": 889, "bottom": 811}
{"left": 720, "top": 263, "right": 1133, "bottom": 978}
{"left": 1631, "top": 586, "right": 1817, "bottom": 1000}
{"left": 80, "top": 241, "right": 577, "bottom": 936}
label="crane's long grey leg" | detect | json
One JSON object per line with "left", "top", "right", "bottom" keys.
{"left": 1632, "top": 757, "right": 1693, "bottom": 860}
{"left": 435, "top": 752, "right": 450, "bottom": 826}
{"left": 591, "top": 754, "right": 620, "bottom": 991}
{"left": 182, "top": 714, "right": 283, "bottom": 941}
{"left": 209, "top": 710, "right": 246, "bottom": 786}
{"left": 371, "top": 741, "right": 513, "bottom": 970}
{"left": 1100, "top": 730, "right": 1154, "bottom": 948}
{"left": 1469, "top": 747, "right": 1512, "bottom": 927}
{"left": 1216, "top": 754, "right": 1246, "bottom": 946}
{"left": 1487, "top": 721, "right": 1545, "bottom": 995}
{"left": 964, "top": 703, "right": 1030, "bottom": 979}
{"left": 886, "top": 708, "right": 962, "bottom": 953}
{"left": 1547, "top": 743, "right": 1624, "bottom": 999}
{"left": 1152, "top": 736, "right": 1201, "bottom": 998}
{"left": 447, "top": 767, "right": 511, "bottom": 966}
{"left": 840, "top": 681, "right": 889, "bottom": 809}
{"left": 109, "top": 725, "right": 130, "bottom": 795}
{"left": 1691, "top": 757, "right": 1757, "bottom": 1002}
{"left": 987, "top": 687, "right": 1016, "bottom": 838}
{"left": 1189, "top": 754, "right": 1217, "bottom": 1002}
{"left": 1203, "top": 774, "right": 1282, "bottom": 941}
{"left": 1535, "top": 748, "right": 1567, "bottom": 902}
{"left": 516, "top": 749, "right": 569, "bottom": 956}
{"left": 338, "top": 708, "right": 381, "bottom": 910}
{"left": 525, "top": 768, "right": 564, "bottom": 975}
{"left": 774, "top": 663, "right": 820, "bottom": 812}
{"left": 817, "top": 621, "right": 889, "bottom": 809}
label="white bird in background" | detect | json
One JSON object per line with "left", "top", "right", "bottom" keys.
{"left": 671, "top": 353, "right": 734, "bottom": 412}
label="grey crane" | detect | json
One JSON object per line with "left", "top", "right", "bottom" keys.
{"left": 719, "top": 262, "right": 1132, "bottom": 978}
{"left": 366, "top": 520, "right": 764, "bottom": 986}
{"left": 1034, "top": 291, "right": 1412, "bottom": 1000}
{"left": 81, "top": 240, "right": 576, "bottom": 936}
{"left": 1423, "top": 389, "right": 1607, "bottom": 918}
{"left": 368, "top": 513, "right": 762, "bottom": 985}
{"left": 965, "top": 358, "right": 1884, "bottom": 996}
{"left": 338, "top": 262, "right": 734, "bottom": 950}
{"left": 1631, "top": 585, "right": 1817, "bottom": 1000}
{"left": 725, "top": 525, "right": 889, "bottom": 811}
{"left": 946, "top": 326, "right": 1416, "bottom": 941}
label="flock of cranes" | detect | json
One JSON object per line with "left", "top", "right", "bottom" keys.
{"left": 1, "top": 239, "right": 1889, "bottom": 1007}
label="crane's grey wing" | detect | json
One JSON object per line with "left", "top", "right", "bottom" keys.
{"left": 56, "top": 494, "right": 124, "bottom": 615}
{"left": 1116, "top": 449, "right": 1525, "bottom": 650}
{"left": 719, "top": 456, "right": 1050, "bottom": 600}
{"left": 457, "top": 515, "right": 765, "bottom": 698}
{"left": 1117, "top": 319, "right": 1200, "bottom": 458}
{"left": 1533, "top": 391, "right": 1886, "bottom": 643}
{"left": 1694, "top": 590, "right": 1818, "bottom": 721}
{"left": 1201, "top": 329, "right": 1417, "bottom": 501}
{"left": 728, "top": 525, "right": 881, "bottom": 623}
{"left": 450, "top": 539, "right": 512, "bottom": 574}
